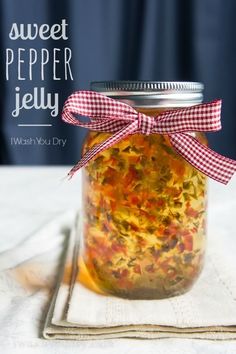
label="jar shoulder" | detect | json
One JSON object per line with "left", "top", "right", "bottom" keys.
{"left": 82, "top": 131, "right": 208, "bottom": 155}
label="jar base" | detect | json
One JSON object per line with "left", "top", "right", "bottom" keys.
{"left": 78, "top": 256, "right": 199, "bottom": 300}
{"left": 101, "top": 284, "right": 194, "bottom": 300}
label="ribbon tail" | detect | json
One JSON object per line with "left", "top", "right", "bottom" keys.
{"left": 68, "top": 121, "right": 138, "bottom": 177}
{"left": 169, "top": 133, "right": 236, "bottom": 184}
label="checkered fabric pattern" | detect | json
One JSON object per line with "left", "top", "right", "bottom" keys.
{"left": 62, "top": 91, "right": 236, "bottom": 184}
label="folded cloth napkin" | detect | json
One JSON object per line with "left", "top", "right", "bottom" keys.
{"left": 43, "top": 214, "right": 236, "bottom": 340}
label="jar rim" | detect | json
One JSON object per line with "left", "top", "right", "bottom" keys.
{"left": 91, "top": 81, "right": 204, "bottom": 93}
{"left": 90, "top": 81, "right": 204, "bottom": 108}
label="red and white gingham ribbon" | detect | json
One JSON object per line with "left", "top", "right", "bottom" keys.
{"left": 62, "top": 90, "right": 236, "bottom": 184}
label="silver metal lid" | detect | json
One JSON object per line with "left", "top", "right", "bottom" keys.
{"left": 90, "top": 81, "right": 204, "bottom": 108}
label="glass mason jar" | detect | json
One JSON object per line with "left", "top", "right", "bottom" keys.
{"left": 78, "top": 81, "right": 207, "bottom": 299}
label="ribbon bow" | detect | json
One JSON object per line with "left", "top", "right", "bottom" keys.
{"left": 62, "top": 90, "right": 236, "bottom": 184}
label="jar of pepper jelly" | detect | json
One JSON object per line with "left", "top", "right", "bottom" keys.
{"left": 78, "top": 81, "right": 207, "bottom": 299}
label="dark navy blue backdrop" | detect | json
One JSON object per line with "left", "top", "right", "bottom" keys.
{"left": 1, "top": 0, "right": 236, "bottom": 165}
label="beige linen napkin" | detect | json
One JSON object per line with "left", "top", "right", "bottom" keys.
{"left": 43, "top": 214, "right": 236, "bottom": 340}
